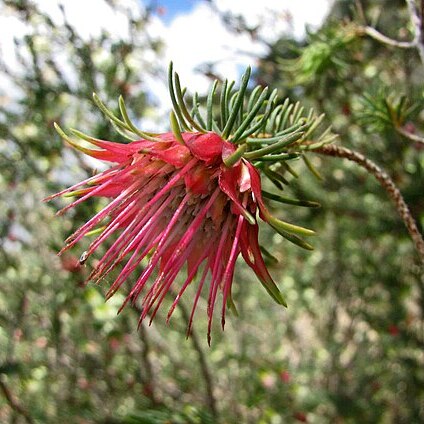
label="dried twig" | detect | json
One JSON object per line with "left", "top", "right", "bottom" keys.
{"left": 0, "top": 378, "right": 35, "bottom": 424}
{"left": 361, "top": 0, "right": 424, "bottom": 65}
{"left": 315, "top": 145, "right": 424, "bottom": 264}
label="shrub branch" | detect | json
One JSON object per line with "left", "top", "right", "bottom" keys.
{"left": 0, "top": 378, "right": 35, "bottom": 424}
{"left": 360, "top": 0, "right": 424, "bottom": 65}
{"left": 315, "top": 145, "right": 424, "bottom": 264}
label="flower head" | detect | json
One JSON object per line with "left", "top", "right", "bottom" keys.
{"left": 47, "top": 64, "right": 328, "bottom": 341}
{"left": 48, "top": 130, "right": 292, "bottom": 342}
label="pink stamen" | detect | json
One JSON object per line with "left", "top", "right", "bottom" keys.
{"left": 60, "top": 177, "right": 143, "bottom": 253}
{"left": 86, "top": 198, "right": 140, "bottom": 256}
{"left": 221, "top": 214, "right": 244, "bottom": 329}
{"left": 104, "top": 225, "right": 160, "bottom": 299}
{"left": 144, "top": 241, "right": 197, "bottom": 325}
{"left": 159, "top": 188, "right": 221, "bottom": 280}
{"left": 206, "top": 218, "right": 232, "bottom": 342}
{"left": 166, "top": 244, "right": 213, "bottom": 323}
{"left": 42, "top": 165, "right": 122, "bottom": 202}
{"left": 57, "top": 162, "right": 139, "bottom": 216}
{"left": 119, "top": 193, "right": 191, "bottom": 312}
{"left": 190, "top": 259, "right": 212, "bottom": 341}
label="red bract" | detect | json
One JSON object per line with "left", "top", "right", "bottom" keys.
{"left": 47, "top": 131, "right": 286, "bottom": 342}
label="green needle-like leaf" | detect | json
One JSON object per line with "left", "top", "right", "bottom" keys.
{"left": 222, "top": 66, "right": 251, "bottom": 139}
{"left": 191, "top": 92, "right": 207, "bottom": 129}
{"left": 265, "top": 211, "right": 315, "bottom": 237}
{"left": 262, "top": 190, "right": 320, "bottom": 208}
{"left": 168, "top": 62, "right": 190, "bottom": 131}
{"left": 259, "top": 278, "right": 287, "bottom": 307}
{"left": 173, "top": 73, "right": 206, "bottom": 133}
{"left": 231, "top": 87, "right": 269, "bottom": 142}
{"left": 302, "top": 154, "right": 323, "bottom": 180}
{"left": 206, "top": 80, "right": 218, "bottom": 131}
{"left": 118, "top": 96, "right": 161, "bottom": 141}
{"left": 274, "top": 228, "right": 315, "bottom": 250}
{"left": 170, "top": 110, "right": 185, "bottom": 145}
{"left": 223, "top": 144, "right": 248, "bottom": 167}
{"left": 244, "top": 130, "right": 305, "bottom": 160}
{"left": 93, "top": 93, "right": 127, "bottom": 128}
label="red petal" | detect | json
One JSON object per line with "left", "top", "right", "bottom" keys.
{"left": 184, "top": 165, "right": 213, "bottom": 195}
{"left": 218, "top": 164, "right": 255, "bottom": 223}
{"left": 221, "top": 139, "right": 236, "bottom": 161}
{"left": 159, "top": 241, "right": 179, "bottom": 273}
{"left": 240, "top": 221, "right": 287, "bottom": 306}
{"left": 244, "top": 160, "right": 269, "bottom": 221}
{"left": 186, "top": 233, "right": 208, "bottom": 276}
{"left": 82, "top": 138, "right": 147, "bottom": 162}
{"left": 157, "top": 132, "right": 186, "bottom": 142}
{"left": 148, "top": 144, "right": 191, "bottom": 168}
{"left": 240, "top": 222, "right": 267, "bottom": 279}
{"left": 210, "top": 191, "right": 228, "bottom": 228}
{"left": 185, "top": 132, "right": 224, "bottom": 165}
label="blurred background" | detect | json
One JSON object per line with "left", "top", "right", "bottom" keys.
{"left": 1, "top": 0, "right": 424, "bottom": 422}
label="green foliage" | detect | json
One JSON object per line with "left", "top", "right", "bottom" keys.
{"left": 357, "top": 88, "right": 423, "bottom": 132}
{"left": 279, "top": 22, "right": 360, "bottom": 87}
{"left": 123, "top": 405, "right": 214, "bottom": 424}
{"left": 166, "top": 62, "right": 334, "bottom": 151}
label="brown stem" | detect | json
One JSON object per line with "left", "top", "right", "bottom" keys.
{"left": 0, "top": 378, "right": 35, "bottom": 424}
{"left": 131, "top": 301, "right": 218, "bottom": 420}
{"left": 127, "top": 304, "right": 159, "bottom": 405}
{"left": 176, "top": 300, "right": 219, "bottom": 421}
{"left": 138, "top": 321, "right": 159, "bottom": 405}
{"left": 315, "top": 145, "right": 424, "bottom": 264}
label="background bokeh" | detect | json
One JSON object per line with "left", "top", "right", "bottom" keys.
{"left": 1, "top": 0, "right": 423, "bottom": 423}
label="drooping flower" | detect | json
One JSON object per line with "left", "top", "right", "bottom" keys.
{"left": 47, "top": 130, "right": 298, "bottom": 341}
{"left": 47, "top": 64, "right": 329, "bottom": 341}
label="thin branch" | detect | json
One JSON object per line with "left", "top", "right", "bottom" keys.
{"left": 131, "top": 300, "right": 218, "bottom": 420}
{"left": 127, "top": 303, "right": 162, "bottom": 405}
{"left": 406, "top": 0, "right": 424, "bottom": 64}
{"left": 315, "top": 145, "right": 424, "bottom": 264}
{"left": 364, "top": 26, "right": 416, "bottom": 49}
{"left": 354, "top": 0, "right": 367, "bottom": 24}
{"left": 0, "top": 378, "right": 35, "bottom": 424}
{"left": 175, "top": 299, "right": 219, "bottom": 422}
{"left": 362, "top": 0, "right": 424, "bottom": 64}
{"left": 138, "top": 321, "right": 159, "bottom": 405}
{"left": 396, "top": 126, "right": 424, "bottom": 145}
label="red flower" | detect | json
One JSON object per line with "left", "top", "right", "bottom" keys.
{"left": 293, "top": 412, "right": 308, "bottom": 422}
{"left": 60, "top": 253, "right": 82, "bottom": 273}
{"left": 280, "top": 370, "right": 291, "bottom": 383}
{"left": 47, "top": 131, "right": 290, "bottom": 342}
{"left": 388, "top": 324, "right": 400, "bottom": 336}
